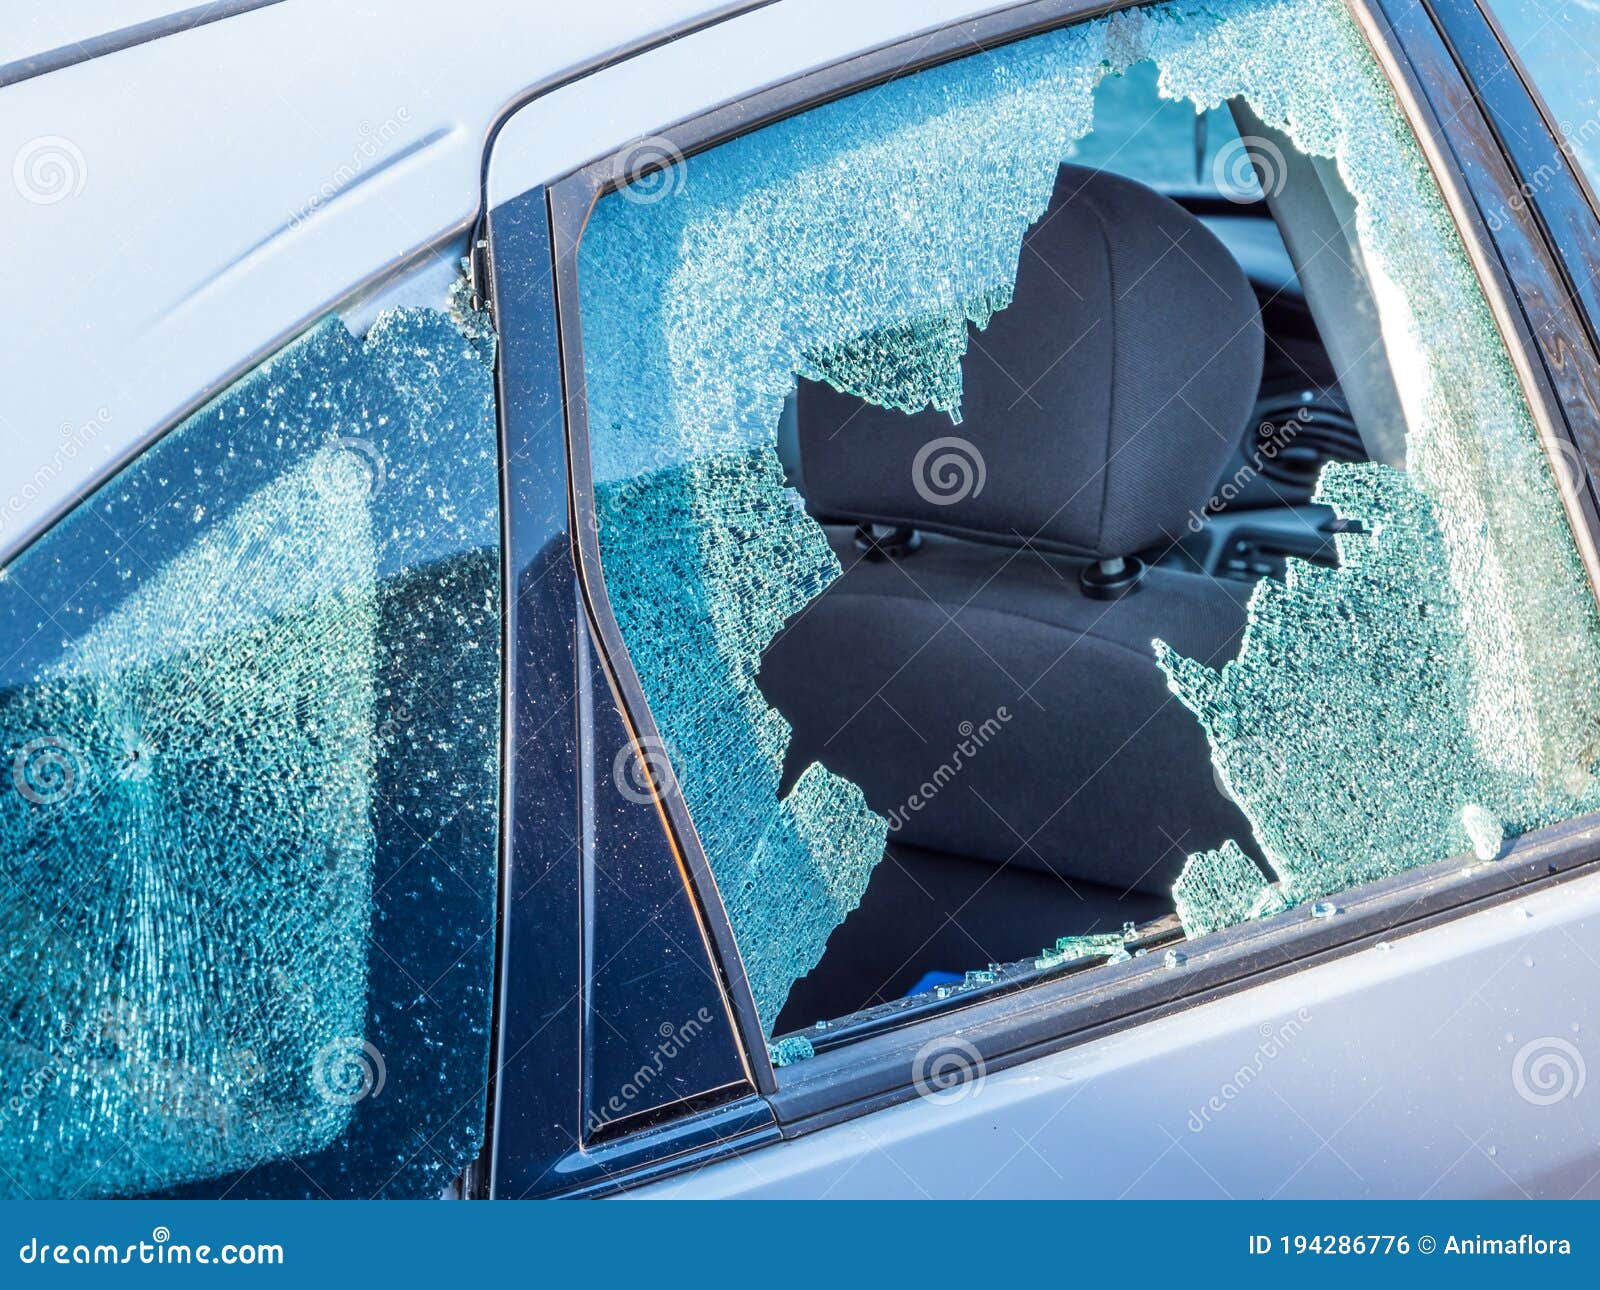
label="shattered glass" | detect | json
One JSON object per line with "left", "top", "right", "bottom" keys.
{"left": 1034, "top": 933, "right": 1128, "bottom": 972}
{"left": 1148, "top": 0, "right": 1600, "bottom": 927}
{"left": 767, "top": 1035, "right": 816, "bottom": 1068}
{"left": 577, "top": 0, "right": 1600, "bottom": 1028}
{"left": 796, "top": 288, "right": 1015, "bottom": 423}
{"left": 591, "top": 449, "right": 885, "bottom": 1027}
{"left": 1171, "top": 840, "right": 1288, "bottom": 938}
{"left": 0, "top": 303, "right": 500, "bottom": 1197}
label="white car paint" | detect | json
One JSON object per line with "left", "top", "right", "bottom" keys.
{"left": 0, "top": 0, "right": 1015, "bottom": 563}
{"left": 0, "top": 0, "right": 922, "bottom": 559}
{"left": 637, "top": 872, "right": 1600, "bottom": 1199}
{"left": 484, "top": 0, "right": 1033, "bottom": 210}
{"left": 0, "top": 1, "right": 192, "bottom": 68}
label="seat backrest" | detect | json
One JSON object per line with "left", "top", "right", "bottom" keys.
{"left": 795, "top": 163, "right": 1263, "bottom": 559}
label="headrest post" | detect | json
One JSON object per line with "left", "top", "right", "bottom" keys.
{"left": 1080, "top": 555, "right": 1146, "bottom": 601}
{"left": 854, "top": 523, "right": 922, "bottom": 562}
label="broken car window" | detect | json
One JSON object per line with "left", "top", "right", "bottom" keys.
{"left": 574, "top": 0, "right": 1600, "bottom": 1039}
{"left": 0, "top": 301, "right": 501, "bottom": 1197}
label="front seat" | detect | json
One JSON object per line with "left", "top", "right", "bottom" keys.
{"left": 758, "top": 164, "right": 1265, "bottom": 1026}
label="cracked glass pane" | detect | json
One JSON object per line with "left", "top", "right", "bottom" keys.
{"left": 0, "top": 303, "right": 500, "bottom": 1197}
{"left": 576, "top": 0, "right": 1600, "bottom": 1033}
{"left": 1485, "top": 0, "right": 1600, "bottom": 196}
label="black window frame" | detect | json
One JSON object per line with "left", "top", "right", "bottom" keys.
{"left": 478, "top": 185, "right": 781, "bottom": 1201}
{"left": 489, "top": 0, "right": 1600, "bottom": 1164}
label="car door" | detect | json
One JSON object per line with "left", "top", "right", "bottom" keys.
{"left": 481, "top": 0, "right": 1600, "bottom": 1198}
{"left": 9, "top": 0, "right": 1600, "bottom": 1202}
{"left": 0, "top": 0, "right": 749, "bottom": 1201}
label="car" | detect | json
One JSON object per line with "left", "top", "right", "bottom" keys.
{"left": 2, "top": 0, "right": 1599, "bottom": 1201}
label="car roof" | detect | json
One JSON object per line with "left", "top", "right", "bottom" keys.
{"left": 0, "top": 1, "right": 738, "bottom": 86}
{"left": 0, "top": 0, "right": 1015, "bottom": 559}
{"left": 0, "top": 0, "right": 758, "bottom": 558}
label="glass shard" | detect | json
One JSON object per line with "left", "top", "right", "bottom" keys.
{"left": 1172, "top": 840, "right": 1287, "bottom": 938}
{"left": 768, "top": 1035, "right": 816, "bottom": 1068}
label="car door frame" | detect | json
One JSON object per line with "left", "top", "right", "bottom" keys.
{"left": 482, "top": 0, "right": 1600, "bottom": 1193}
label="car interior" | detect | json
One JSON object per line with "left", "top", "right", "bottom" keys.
{"left": 758, "top": 69, "right": 1391, "bottom": 1033}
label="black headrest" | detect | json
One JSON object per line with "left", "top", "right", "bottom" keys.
{"left": 795, "top": 165, "right": 1263, "bottom": 559}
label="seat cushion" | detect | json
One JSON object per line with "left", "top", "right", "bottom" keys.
{"left": 758, "top": 527, "right": 1256, "bottom": 896}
